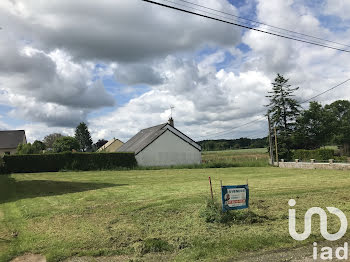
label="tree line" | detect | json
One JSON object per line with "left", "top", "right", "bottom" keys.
{"left": 266, "top": 74, "right": 350, "bottom": 159}
{"left": 198, "top": 137, "right": 267, "bottom": 151}
{"left": 17, "top": 122, "right": 109, "bottom": 154}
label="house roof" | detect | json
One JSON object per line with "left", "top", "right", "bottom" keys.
{"left": 117, "top": 123, "right": 201, "bottom": 155}
{"left": 97, "top": 138, "right": 123, "bottom": 151}
{"left": 0, "top": 130, "right": 26, "bottom": 149}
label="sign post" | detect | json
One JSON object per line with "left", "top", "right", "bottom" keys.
{"left": 221, "top": 184, "right": 249, "bottom": 212}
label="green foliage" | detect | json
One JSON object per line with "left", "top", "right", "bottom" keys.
{"left": 266, "top": 74, "right": 300, "bottom": 132}
{"left": 294, "top": 102, "right": 334, "bottom": 149}
{"left": 17, "top": 140, "right": 46, "bottom": 155}
{"left": 33, "top": 140, "right": 46, "bottom": 151}
{"left": 266, "top": 74, "right": 301, "bottom": 160}
{"left": 53, "top": 136, "right": 80, "bottom": 153}
{"left": 94, "top": 139, "right": 108, "bottom": 150}
{"left": 198, "top": 137, "right": 267, "bottom": 151}
{"left": 75, "top": 122, "right": 93, "bottom": 152}
{"left": 43, "top": 133, "right": 63, "bottom": 148}
{"left": 200, "top": 199, "right": 268, "bottom": 224}
{"left": 3, "top": 152, "right": 137, "bottom": 173}
{"left": 292, "top": 149, "right": 335, "bottom": 161}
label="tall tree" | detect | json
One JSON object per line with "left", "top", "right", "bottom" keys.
{"left": 43, "top": 133, "right": 63, "bottom": 149}
{"left": 266, "top": 74, "right": 300, "bottom": 160}
{"left": 75, "top": 122, "right": 93, "bottom": 152}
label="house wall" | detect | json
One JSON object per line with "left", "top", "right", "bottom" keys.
{"left": 107, "top": 140, "right": 124, "bottom": 152}
{"left": 136, "top": 130, "right": 201, "bottom": 166}
{"left": 0, "top": 148, "right": 17, "bottom": 156}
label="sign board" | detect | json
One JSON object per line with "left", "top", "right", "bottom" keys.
{"left": 221, "top": 184, "right": 249, "bottom": 211}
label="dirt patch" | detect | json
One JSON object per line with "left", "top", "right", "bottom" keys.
{"left": 11, "top": 254, "right": 46, "bottom": 262}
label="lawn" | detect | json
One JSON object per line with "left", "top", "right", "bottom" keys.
{"left": 1, "top": 166, "right": 350, "bottom": 261}
{"left": 202, "top": 148, "right": 268, "bottom": 167}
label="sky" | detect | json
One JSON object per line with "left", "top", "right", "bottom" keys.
{"left": 0, "top": 0, "right": 350, "bottom": 143}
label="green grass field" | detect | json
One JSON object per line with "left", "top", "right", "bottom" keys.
{"left": 1, "top": 164, "right": 350, "bottom": 261}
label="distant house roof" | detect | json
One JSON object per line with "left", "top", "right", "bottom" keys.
{"left": 0, "top": 130, "right": 26, "bottom": 149}
{"left": 117, "top": 123, "right": 201, "bottom": 155}
{"left": 97, "top": 138, "right": 123, "bottom": 151}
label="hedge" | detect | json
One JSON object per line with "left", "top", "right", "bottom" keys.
{"left": 0, "top": 157, "right": 8, "bottom": 174}
{"left": 3, "top": 152, "right": 137, "bottom": 173}
{"left": 292, "top": 149, "right": 335, "bottom": 161}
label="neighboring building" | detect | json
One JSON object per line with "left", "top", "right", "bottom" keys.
{"left": 0, "top": 130, "right": 27, "bottom": 156}
{"left": 97, "top": 138, "right": 124, "bottom": 152}
{"left": 117, "top": 118, "right": 201, "bottom": 166}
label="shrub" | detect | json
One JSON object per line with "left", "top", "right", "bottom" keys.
{"left": 3, "top": 152, "right": 137, "bottom": 173}
{"left": 292, "top": 149, "right": 335, "bottom": 161}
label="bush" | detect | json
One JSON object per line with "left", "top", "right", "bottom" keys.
{"left": 292, "top": 149, "right": 335, "bottom": 161}
{"left": 3, "top": 152, "right": 137, "bottom": 173}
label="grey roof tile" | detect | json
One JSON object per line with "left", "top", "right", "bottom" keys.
{"left": 0, "top": 130, "right": 26, "bottom": 149}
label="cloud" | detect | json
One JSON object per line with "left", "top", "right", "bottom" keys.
{"left": 324, "top": 0, "right": 350, "bottom": 21}
{"left": 90, "top": 54, "right": 272, "bottom": 141}
{"left": 1, "top": 0, "right": 241, "bottom": 63}
{"left": 114, "top": 63, "right": 163, "bottom": 86}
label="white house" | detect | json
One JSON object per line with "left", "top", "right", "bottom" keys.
{"left": 117, "top": 118, "right": 201, "bottom": 166}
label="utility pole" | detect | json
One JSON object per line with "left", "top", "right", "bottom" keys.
{"left": 267, "top": 114, "right": 274, "bottom": 166}
{"left": 274, "top": 126, "right": 279, "bottom": 166}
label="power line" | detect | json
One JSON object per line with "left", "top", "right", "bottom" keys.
{"left": 195, "top": 78, "right": 350, "bottom": 140}
{"left": 300, "top": 78, "right": 350, "bottom": 104}
{"left": 160, "top": 0, "right": 335, "bottom": 48}
{"left": 142, "top": 0, "right": 350, "bottom": 53}
{"left": 174, "top": 0, "right": 350, "bottom": 49}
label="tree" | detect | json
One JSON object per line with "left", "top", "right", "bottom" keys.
{"left": 32, "top": 140, "right": 46, "bottom": 151}
{"left": 52, "top": 136, "right": 80, "bottom": 153}
{"left": 325, "top": 100, "right": 350, "bottom": 155}
{"left": 43, "top": 133, "right": 63, "bottom": 149}
{"left": 266, "top": 74, "right": 301, "bottom": 160}
{"left": 293, "top": 102, "right": 333, "bottom": 149}
{"left": 94, "top": 139, "right": 108, "bottom": 150}
{"left": 75, "top": 122, "right": 93, "bottom": 152}
{"left": 16, "top": 140, "right": 46, "bottom": 154}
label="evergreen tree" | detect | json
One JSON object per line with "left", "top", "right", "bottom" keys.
{"left": 266, "top": 74, "right": 300, "bottom": 160}
{"left": 75, "top": 122, "right": 93, "bottom": 152}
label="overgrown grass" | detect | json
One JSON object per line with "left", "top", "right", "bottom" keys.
{"left": 201, "top": 148, "right": 269, "bottom": 167}
{"left": 200, "top": 199, "right": 269, "bottom": 224}
{"left": 2, "top": 167, "right": 350, "bottom": 261}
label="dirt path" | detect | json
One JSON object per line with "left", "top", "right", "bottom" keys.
{"left": 10, "top": 254, "right": 46, "bottom": 262}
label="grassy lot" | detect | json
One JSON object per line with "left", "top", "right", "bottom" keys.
{"left": 1, "top": 165, "right": 350, "bottom": 261}
{"left": 202, "top": 148, "right": 268, "bottom": 167}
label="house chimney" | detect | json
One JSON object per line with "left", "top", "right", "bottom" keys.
{"left": 168, "top": 117, "right": 174, "bottom": 127}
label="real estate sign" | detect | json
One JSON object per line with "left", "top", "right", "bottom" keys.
{"left": 221, "top": 184, "right": 249, "bottom": 211}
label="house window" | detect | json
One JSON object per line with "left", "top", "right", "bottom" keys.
{"left": 4, "top": 151, "right": 10, "bottom": 155}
